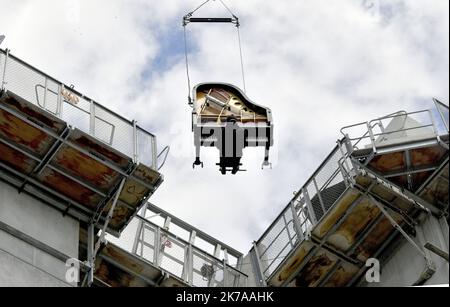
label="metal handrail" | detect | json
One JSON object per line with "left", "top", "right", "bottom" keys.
{"left": 341, "top": 109, "right": 437, "bottom": 155}
{"left": 134, "top": 216, "right": 248, "bottom": 286}
{"left": 0, "top": 48, "right": 158, "bottom": 169}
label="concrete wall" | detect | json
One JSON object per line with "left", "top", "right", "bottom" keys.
{"left": 366, "top": 215, "right": 449, "bottom": 287}
{"left": 0, "top": 181, "right": 79, "bottom": 287}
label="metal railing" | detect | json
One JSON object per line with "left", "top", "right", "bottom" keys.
{"left": 340, "top": 109, "right": 438, "bottom": 154}
{"left": 0, "top": 49, "right": 157, "bottom": 169}
{"left": 130, "top": 203, "right": 248, "bottom": 287}
{"left": 251, "top": 106, "right": 445, "bottom": 283}
{"left": 253, "top": 142, "right": 353, "bottom": 280}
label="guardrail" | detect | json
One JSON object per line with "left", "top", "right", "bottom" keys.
{"left": 340, "top": 109, "right": 437, "bottom": 153}
{"left": 131, "top": 203, "right": 248, "bottom": 287}
{"left": 0, "top": 48, "right": 157, "bottom": 169}
{"left": 253, "top": 143, "right": 353, "bottom": 280}
{"left": 251, "top": 105, "right": 445, "bottom": 283}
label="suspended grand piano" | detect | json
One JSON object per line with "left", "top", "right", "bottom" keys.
{"left": 191, "top": 82, "right": 273, "bottom": 174}
{"left": 183, "top": 1, "right": 274, "bottom": 174}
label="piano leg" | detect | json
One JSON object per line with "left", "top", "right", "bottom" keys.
{"left": 193, "top": 144, "right": 203, "bottom": 168}
{"left": 262, "top": 144, "right": 272, "bottom": 169}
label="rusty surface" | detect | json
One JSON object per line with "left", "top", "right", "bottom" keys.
{"left": 313, "top": 190, "right": 361, "bottom": 239}
{"left": 369, "top": 145, "right": 447, "bottom": 191}
{"left": 119, "top": 179, "right": 150, "bottom": 206}
{"left": 323, "top": 262, "right": 359, "bottom": 287}
{"left": 419, "top": 164, "right": 449, "bottom": 208}
{"left": 0, "top": 109, "right": 57, "bottom": 156}
{"left": 104, "top": 202, "right": 133, "bottom": 230}
{"left": 38, "top": 168, "right": 102, "bottom": 209}
{"left": 326, "top": 197, "right": 380, "bottom": 253}
{"left": 410, "top": 146, "right": 447, "bottom": 168}
{"left": 95, "top": 260, "right": 145, "bottom": 287}
{"left": 369, "top": 151, "right": 405, "bottom": 172}
{"left": 133, "top": 164, "right": 161, "bottom": 186}
{"left": 0, "top": 142, "right": 37, "bottom": 173}
{"left": 355, "top": 175, "right": 372, "bottom": 188}
{"left": 352, "top": 213, "right": 401, "bottom": 262}
{"left": 0, "top": 93, "right": 65, "bottom": 156}
{"left": 94, "top": 244, "right": 181, "bottom": 287}
{"left": 293, "top": 248, "right": 338, "bottom": 287}
{"left": 53, "top": 144, "right": 121, "bottom": 192}
{"left": 271, "top": 241, "right": 314, "bottom": 286}
{"left": 70, "top": 129, "right": 131, "bottom": 168}
{"left": 1, "top": 93, "right": 65, "bottom": 130}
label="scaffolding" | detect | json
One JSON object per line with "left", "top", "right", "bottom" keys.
{"left": 0, "top": 48, "right": 164, "bottom": 286}
{"left": 250, "top": 105, "right": 449, "bottom": 287}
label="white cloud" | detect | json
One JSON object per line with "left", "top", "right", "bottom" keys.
{"left": 0, "top": 0, "right": 448, "bottom": 254}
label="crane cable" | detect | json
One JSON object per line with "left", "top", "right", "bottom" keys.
{"left": 183, "top": 0, "right": 247, "bottom": 105}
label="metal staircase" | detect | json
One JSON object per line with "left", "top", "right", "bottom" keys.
{"left": 249, "top": 102, "right": 449, "bottom": 287}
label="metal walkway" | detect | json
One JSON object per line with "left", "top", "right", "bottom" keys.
{"left": 249, "top": 105, "right": 449, "bottom": 287}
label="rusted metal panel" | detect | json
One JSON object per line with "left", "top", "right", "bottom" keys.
{"left": 2, "top": 92, "right": 65, "bottom": 131}
{"left": 0, "top": 142, "right": 37, "bottom": 173}
{"left": 0, "top": 92, "right": 65, "bottom": 156}
{"left": 419, "top": 164, "right": 449, "bottom": 209}
{"left": 370, "top": 183, "right": 414, "bottom": 213}
{"left": 351, "top": 215, "right": 399, "bottom": 262}
{"left": 269, "top": 176, "right": 418, "bottom": 287}
{"left": 325, "top": 197, "right": 380, "bottom": 253}
{"left": 368, "top": 145, "right": 447, "bottom": 191}
{"left": 94, "top": 244, "right": 187, "bottom": 287}
{"left": 103, "top": 164, "right": 161, "bottom": 231}
{"left": 133, "top": 163, "right": 161, "bottom": 186}
{"left": 95, "top": 260, "right": 148, "bottom": 287}
{"left": 37, "top": 168, "right": 102, "bottom": 209}
{"left": 369, "top": 151, "right": 405, "bottom": 173}
{"left": 70, "top": 129, "right": 131, "bottom": 169}
{"left": 270, "top": 241, "right": 314, "bottom": 286}
{"left": 104, "top": 202, "right": 133, "bottom": 231}
{"left": 292, "top": 248, "right": 338, "bottom": 287}
{"left": 322, "top": 262, "right": 359, "bottom": 287}
{"left": 312, "top": 190, "right": 361, "bottom": 239}
{"left": 410, "top": 146, "right": 447, "bottom": 168}
{"left": 52, "top": 144, "right": 121, "bottom": 193}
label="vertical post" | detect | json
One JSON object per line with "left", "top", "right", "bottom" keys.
{"left": 251, "top": 242, "right": 267, "bottom": 287}
{"left": 133, "top": 120, "right": 138, "bottom": 164}
{"left": 152, "top": 135, "right": 157, "bottom": 170}
{"left": 367, "top": 122, "right": 377, "bottom": 153}
{"left": 337, "top": 140, "right": 351, "bottom": 175}
{"left": 1, "top": 49, "right": 9, "bottom": 91}
{"left": 188, "top": 230, "right": 195, "bottom": 286}
{"left": 282, "top": 213, "right": 294, "bottom": 248}
{"left": 132, "top": 203, "right": 148, "bottom": 255}
{"left": 302, "top": 187, "right": 317, "bottom": 226}
{"left": 290, "top": 201, "right": 304, "bottom": 242}
{"left": 154, "top": 227, "right": 161, "bottom": 267}
{"left": 223, "top": 259, "right": 229, "bottom": 287}
{"left": 56, "top": 83, "right": 63, "bottom": 117}
{"left": 89, "top": 100, "right": 95, "bottom": 136}
{"left": 43, "top": 77, "right": 48, "bottom": 109}
{"left": 163, "top": 216, "right": 171, "bottom": 231}
{"left": 433, "top": 99, "right": 449, "bottom": 132}
{"left": 313, "top": 178, "right": 326, "bottom": 215}
{"left": 87, "top": 223, "right": 95, "bottom": 287}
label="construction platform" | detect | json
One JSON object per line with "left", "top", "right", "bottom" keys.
{"left": 250, "top": 106, "right": 449, "bottom": 287}
{"left": 0, "top": 48, "right": 163, "bottom": 237}
{"left": 78, "top": 203, "right": 248, "bottom": 287}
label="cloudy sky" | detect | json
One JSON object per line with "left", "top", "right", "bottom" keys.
{"left": 0, "top": 0, "right": 448, "bottom": 254}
